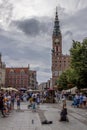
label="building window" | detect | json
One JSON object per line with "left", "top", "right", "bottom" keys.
{"left": 20, "top": 69, "right": 25, "bottom": 74}
{"left": 10, "top": 69, "right": 14, "bottom": 74}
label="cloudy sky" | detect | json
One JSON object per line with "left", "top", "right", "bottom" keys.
{"left": 0, "top": 0, "right": 87, "bottom": 84}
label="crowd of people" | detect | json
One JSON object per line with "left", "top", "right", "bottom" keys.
{"left": 71, "top": 92, "right": 87, "bottom": 108}
{"left": 28, "top": 93, "right": 41, "bottom": 111}
{"left": 55, "top": 91, "right": 87, "bottom": 109}
{"left": 0, "top": 89, "right": 87, "bottom": 123}
{"left": 0, "top": 90, "right": 41, "bottom": 117}
{"left": 0, "top": 90, "right": 15, "bottom": 117}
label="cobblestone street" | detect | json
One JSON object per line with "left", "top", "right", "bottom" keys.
{"left": 0, "top": 101, "right": 87, "bottom": 130}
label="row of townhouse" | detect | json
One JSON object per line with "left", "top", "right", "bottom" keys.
{"left": 0, "top": 53, "right": 38, "bottom": 90}
{"left": 38, "top": 78, "right": 52, "bottom": 91}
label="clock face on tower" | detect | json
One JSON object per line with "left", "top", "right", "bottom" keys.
{"left": 55, "top": 38, "right": 59, "bottom": 44}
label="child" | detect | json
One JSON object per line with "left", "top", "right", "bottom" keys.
{"left": 59, "top": 104, "right": 69, "bottom": 122}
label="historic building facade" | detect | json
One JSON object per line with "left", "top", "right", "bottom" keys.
{"left": 0, "top": 53, "right": 6, "bottom": 88}
{"left": 5, "top": 65, "right": 37, "bottom": 90}
{"left": 52, "top": 8, "right": 70, "bottom": 87}
{"left": 29, "top": 70, "right": 38, "bottom": 89}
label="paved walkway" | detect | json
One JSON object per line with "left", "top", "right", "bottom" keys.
{"left": 0, "top": 101, "right": 87, "bottom": 130}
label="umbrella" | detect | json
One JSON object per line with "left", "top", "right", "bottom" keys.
{"left": 1, "top": 87, "right": 18, "bottom": 91}
{"left": 27, "top": 89, "right": 41, "bottom": 92}
{"left": 19, "top": 88, "right": 27, "bottom": 91}
{"left": 6, "top": 87, "right": 18, "bottom": 91}
{"left": 27, "top": 89, "right": 33, "bottom": 92}
{"left": 1, "top": 87, "right": 8, "bottom": 90}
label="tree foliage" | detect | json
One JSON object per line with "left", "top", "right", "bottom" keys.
{"left": 58, "top": 68, "right": 77, "bottom": 90}
{"left": 57, "top": 72, "right": 68, "bottom": 90}
{"left": 70, "top": 39, "right": 87, "bottom": 89}
{"left": 56, "top": 39, "right": 87, "bottom": 90}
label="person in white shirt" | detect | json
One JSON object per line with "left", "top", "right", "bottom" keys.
{"left": 83, "top": 94, "right": 87, "bottom": 108}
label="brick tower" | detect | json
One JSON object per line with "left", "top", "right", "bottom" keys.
{"left": 52, "top": 8, "right": 70, "bottom": 88}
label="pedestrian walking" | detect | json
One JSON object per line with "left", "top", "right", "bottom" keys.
{"left": 16, "top": 95, "right": 21, "bottom": 110}
{"left": 83, "top": 94, "right": 87, "bottom": 108}
{"left": 0, "top": 93, "right": 6, "bottom": 117}
{"left": 32, "top": 97, "right": 36, "bottom": 112}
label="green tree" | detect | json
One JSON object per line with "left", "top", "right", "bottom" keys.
{"left": 70, "top": 39, "right": 87, "bottom": 89}
{"left": 57, "top": 68, "right": 77, "bottom": 90}
{"left": 65, "top": 68, "right": 77, "bottom": 87}
{"left": 58, "top": 71, "right": 68, "bottom": 90}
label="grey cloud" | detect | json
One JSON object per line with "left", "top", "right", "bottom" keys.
{"left": 1, "top": 2, "right": 87, "bottom": 83}
{"left": 59, "top": 7, "right": 87, "bottom": 55}
{"left": 61, "top": 7, "right": 87, "bottom": 31}
{"left": 18, "top": 46, "right": 51, "bottom": 65}
{"left": 15, "top": 19, "right": 40, "bottom": 36}
{"left": 0, "top": 0, "right": 13, "bottom": 26}
{"left": 12, "top": 17, "right": 53, "bottom": 36}
{"left": 0, "top": 28, "right": 51, "bottom": 69}
{"left": 33, "top": 67, "right": 51, "bottom": 73}
{"left": 64, "top": 31, "right": 73, "bottom": 37}
{"left": 42, "top": 68, "right": 51, "bottom": 73}
{"left": 32, "top": 66, "right": 40, "bottom": 71}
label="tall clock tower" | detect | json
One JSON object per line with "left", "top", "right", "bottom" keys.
{"left": 52, "top": 8, "right": 62, "bottom": 87}
{"left": 52, "top": 8, "right": 70, "bottom": 88}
